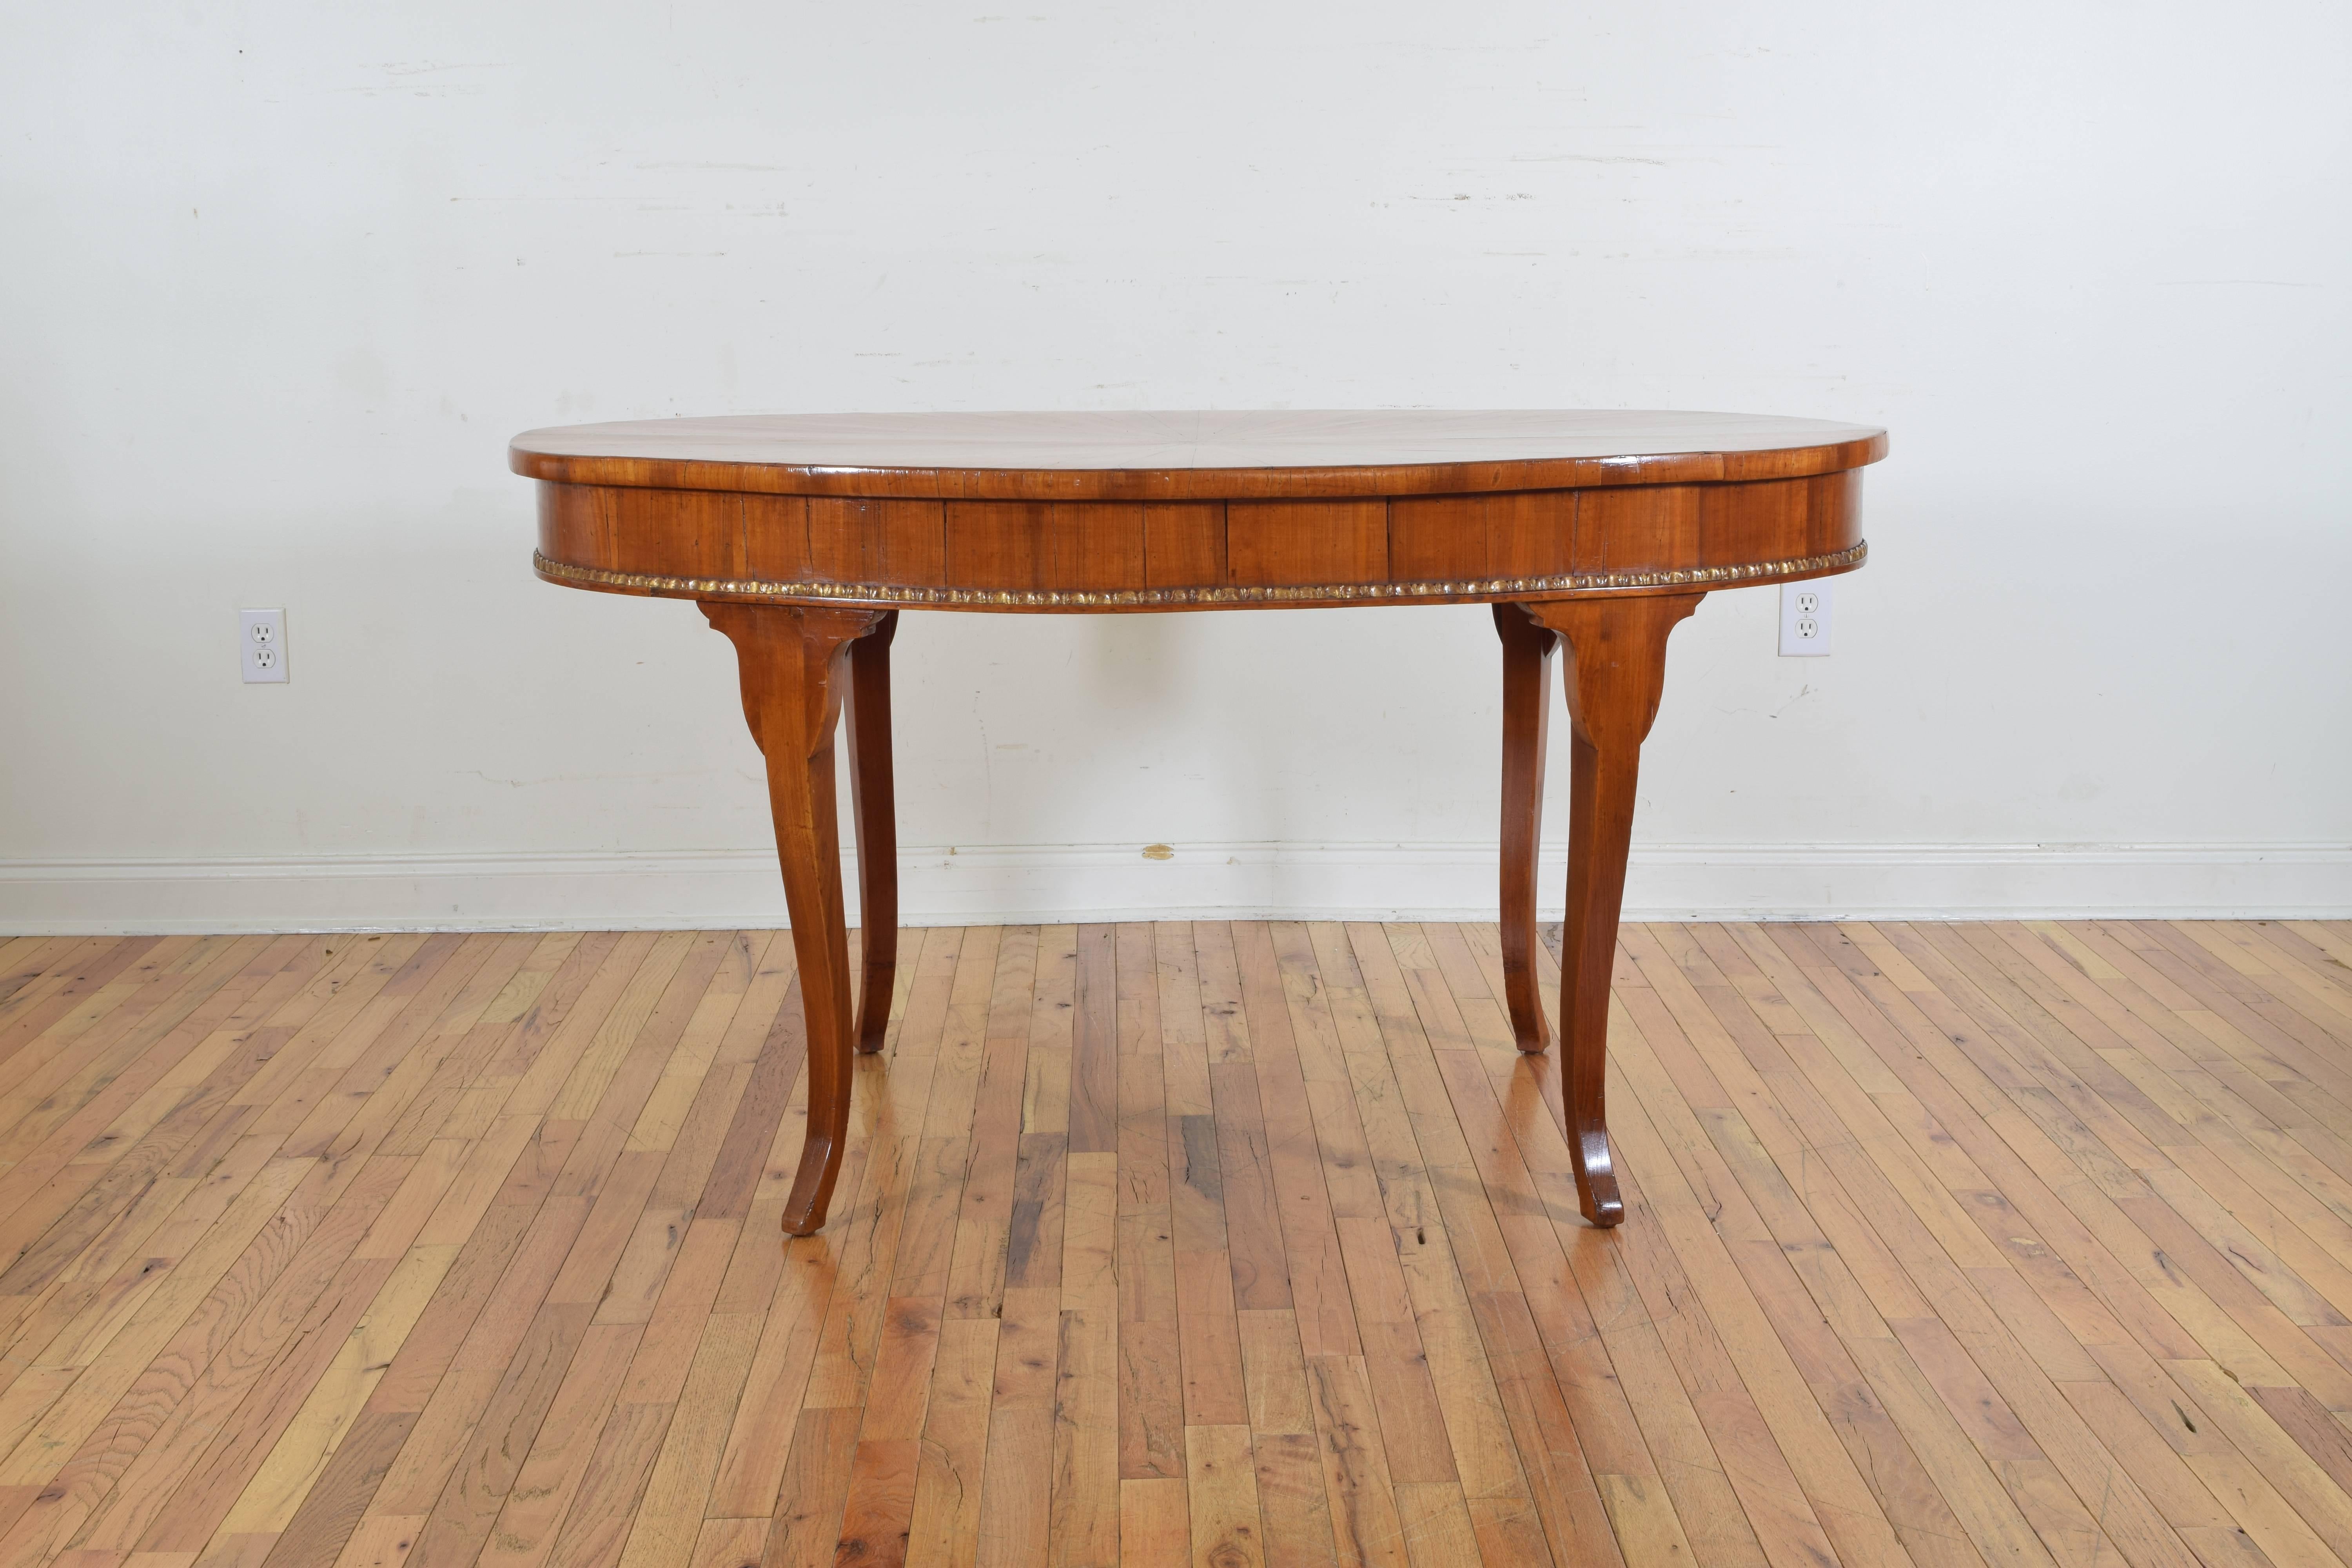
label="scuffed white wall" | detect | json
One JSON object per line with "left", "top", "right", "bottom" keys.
{"left": 2, "top": 0, "right": 2347, "bottom": 927}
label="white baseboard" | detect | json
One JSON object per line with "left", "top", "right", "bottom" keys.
{"left": 1, "top": 842, "right": 2345, "bottom": 934}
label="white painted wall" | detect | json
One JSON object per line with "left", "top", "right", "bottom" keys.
{"left": 3, "top": 0, "right": 2347, "bottom": 931}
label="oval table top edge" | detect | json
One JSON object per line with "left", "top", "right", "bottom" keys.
{"left": 508, "top": 410, "right": 1888, "bottom": 501}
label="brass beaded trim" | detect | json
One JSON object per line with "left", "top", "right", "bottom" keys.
{"left": 533, "top": 540, "right": 1866, "bottom": 608}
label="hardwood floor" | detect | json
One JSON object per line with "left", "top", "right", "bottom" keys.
{"left": 0, "top": 921, "right": 2348, "bottom": 1567}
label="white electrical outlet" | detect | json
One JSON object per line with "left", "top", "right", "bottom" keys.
{"left": 240, "top": 608, "right": 288, "bottom": 683}
{"left": 1779, "top": 582, "right": 1831, "bottom": 657}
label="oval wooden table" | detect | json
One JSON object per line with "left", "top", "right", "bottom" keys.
{"left": 512, "top": 410, "right": 1887, "bottom": 1234}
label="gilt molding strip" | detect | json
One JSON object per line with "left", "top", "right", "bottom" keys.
{"left": 533, "top": 540, "right": 1866, "bottom": 608}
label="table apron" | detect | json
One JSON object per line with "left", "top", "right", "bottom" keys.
{"left": 533, "top": 472, "right": 1867, "bottom": 611}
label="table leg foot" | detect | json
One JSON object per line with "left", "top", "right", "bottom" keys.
{"left": 781, "top": 1127, "right": 845, "bottom": 1236}
{"left": 1572, "top": 1137, "right": 1624, "bottom": 1227}
{"left": 702, "top": 599, "right": 892, "bottom": 1235}
{"left": 1523, "top": 591, "right": 1705, "bottom": 1228}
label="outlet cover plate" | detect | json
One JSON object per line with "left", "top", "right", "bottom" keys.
{"left": 240, "top": 608, "right": 287, "bottom": 683}
{"left": 1779, "top": 582, "right": 1831, "bottom": 657}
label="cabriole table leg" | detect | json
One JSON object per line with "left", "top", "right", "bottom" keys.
{"left": 1521, "top": 592, "right": 1706, "bottom": 1227}
{"left": 702, "top": 600, "right": 891, "bottom": 1235}
{"left": 845, "top": 610, "right": 900, "bottom": 1053}
{"left": 1494, "top": 603, "right": 1560, "bottom": 1054}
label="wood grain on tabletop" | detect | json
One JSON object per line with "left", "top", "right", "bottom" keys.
{"left": 1, "top": 917, "right": 2350, "bottom": 1565}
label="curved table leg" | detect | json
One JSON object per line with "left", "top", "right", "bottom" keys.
{"left": 701, "top": 600, "right": 891, "bottom": 1235}
{"left": 1494, "top": 604, "right": 1559, "bottom": 1054}
{"left": 1522, "top": 592, "right": 1705, "bottom": 1227}
{"left": 845, "top": 610, "right": 899, "bottom": 1053}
